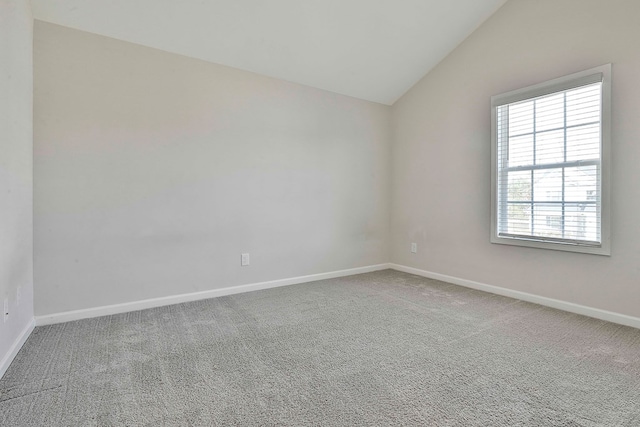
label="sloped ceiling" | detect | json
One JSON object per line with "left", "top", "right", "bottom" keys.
{"left": 31, "top": 0, "right": 507, "bottom": 105}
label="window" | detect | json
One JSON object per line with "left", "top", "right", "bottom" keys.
{"left": 491, "top": 64, "right": 611, "bottom": 255}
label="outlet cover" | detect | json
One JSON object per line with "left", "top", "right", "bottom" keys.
{"left": 241, "top": 253, "right": 250, "bottom": 266}
{"left": 3, "top": 298, "right": 8, "bottom": 323}
{"left": 411, "top": 243, "right": 418, "bottom": 253}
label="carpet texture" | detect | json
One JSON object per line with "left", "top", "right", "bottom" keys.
{"left": 1, "top": 270, "right": 639, "bottom": 426}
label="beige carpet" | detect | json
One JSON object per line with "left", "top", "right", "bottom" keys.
{"left": 1, "top": 270, "right": 639, "bottom": 426}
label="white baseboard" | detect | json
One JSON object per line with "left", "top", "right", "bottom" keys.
{"left": 0, "top": 318, "right": 35, "bottom": 379}
{"left": 35, "top": 263, "right": 392, "bottom": 326}
{"left": 33, "top": 261, "right": 639, "bottom": 329}
{"left": 389, "top": 263, "right": 640, "bottom": 330}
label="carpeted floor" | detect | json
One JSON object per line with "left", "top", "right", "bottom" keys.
{"left": 1, "top": 270, "right": 639, "bottom": 426}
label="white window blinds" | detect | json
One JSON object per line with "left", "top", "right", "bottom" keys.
{"left": 491, "top": 65, "right": 611, "bottom": 254}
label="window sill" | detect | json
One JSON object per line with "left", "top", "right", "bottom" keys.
{"left": 490, "top": 234, "right": 611, "bottom": 256}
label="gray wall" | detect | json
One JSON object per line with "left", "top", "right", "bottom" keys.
{"left": 34, "top": 22, "right": 391, "bottom": 316}
{"left": 390, "top": 0, "right": 640, "bottom": 318}
{"left": 33, "top": 0, "right": 640, "bottom": 321}
{"left": 0, "top": 0, "right": 34, "bottom": 361}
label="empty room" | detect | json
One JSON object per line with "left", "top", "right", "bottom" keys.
{"left": 1, "top": 0, "right": 639, "bottom": 425}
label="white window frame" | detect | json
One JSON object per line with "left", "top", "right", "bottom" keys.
{"left": 490, "top": 64, "right": 611, "bottom": 255}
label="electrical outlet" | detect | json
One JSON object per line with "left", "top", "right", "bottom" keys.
{"left": 241, "top": 253, "right": 250, "bottom": 266}
{"left": 411, "top": 243, "right": 418, "bottom": 253}
{"left": 3, "top": 298, "right": 8, "bottom": 323}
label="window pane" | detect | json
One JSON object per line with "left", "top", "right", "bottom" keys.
{"left": 566, "top": 84, "right": 600, "bottom": 127}
{"left": 507, "top": 203, "right": 531, "bottom": 235}
{"left": 534, "top": 168, "right": 562, "bottom": 202}
{"left": 536, "top": 129, "right": 564, "bottom": 165}
{"left": 533, "top": 203, "right": 563, "bottom": 238}
{"left": 565, "top": 166, "right": 597, "bottom": 202}
{"left": 564, "top": 204, "right": 598, "bottom": 241}
{"left": 536, "top": 92, "right": 564, "bottom": 132}
{"left": 509, "top": 101, "right": 533, "bottom": 136}
{"left": 508, "top": 171, "right": 531, "bottom": 201}
{"left": 567, "top": 123, "right": 599, "bottom": 161}
{"left": 508, "top": 134, "right": 533, "bottom": 167}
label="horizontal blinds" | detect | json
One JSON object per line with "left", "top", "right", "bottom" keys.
{"left": 496, "top": 82, "right": 602, "bottom": 245}
{"left": 493, "top": 72, "right": 603, "bottom": 107}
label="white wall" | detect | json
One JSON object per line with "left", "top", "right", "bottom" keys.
{"left": 34, "top": 22, "right": 390, "bottom": 316}
{"left": 0, "top": 0, "right": 34, "bottom": 366}
{"left": 391, "top": 0, "right": 640, "bottom": 318}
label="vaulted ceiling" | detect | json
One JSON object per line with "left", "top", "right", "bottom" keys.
{"left": 31, "top": 0, "right": 507, "bottom": 105}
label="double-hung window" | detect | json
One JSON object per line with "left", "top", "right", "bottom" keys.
{"left": 491, "top": 64, "right": 611, "bottom": 255}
